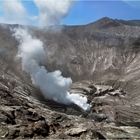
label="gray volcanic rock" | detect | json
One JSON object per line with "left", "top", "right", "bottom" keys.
{"left": 0, "top": 73, "right": 140, "bottom": 139}
{"left": 0, "top": 18, "right": 140, "bottom": 139}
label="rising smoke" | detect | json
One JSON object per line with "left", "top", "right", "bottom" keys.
{"left": 34, "top": 0, "right": 73, "bottom": 26}
{"left": 14, "top": 28, "right": 90, "bottom": 110}
{"left": 4, "top": 0, "right": 91, "bottom": 110}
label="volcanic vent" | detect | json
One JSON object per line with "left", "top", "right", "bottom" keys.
{"left": 30, "top": 17, "right": 140, "bottom": 120}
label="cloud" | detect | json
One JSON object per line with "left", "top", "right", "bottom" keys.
{"left": 2, "top": 0, "right": 27, "bottom": 24}
{"left": 122, "top": 0, "right": 140, "bottom": 8}
{"left": 3, "top": 0, "right": 26, "bottom": 16}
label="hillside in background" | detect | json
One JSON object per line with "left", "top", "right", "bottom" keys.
{"left": 0, "top": 17, "right": 140, "bottom": 139}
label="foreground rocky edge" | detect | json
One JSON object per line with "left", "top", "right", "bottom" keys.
{"left": 0, "top": 72, "right": 140, "bottom": 139}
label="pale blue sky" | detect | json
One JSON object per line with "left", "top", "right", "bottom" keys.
{"left": 62, "top": 0, "right": 140, "bottom": 25}
{"left": 0, "top": 0, "right": 140, "bottom": 25}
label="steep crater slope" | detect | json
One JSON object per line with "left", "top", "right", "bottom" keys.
{"left": 0, "top": 18, "right": 140, "bottom": 139}
{"left": 33, "top": 17, "right": 140, "bottom": 106}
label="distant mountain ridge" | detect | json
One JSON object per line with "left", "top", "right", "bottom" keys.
{"left": 87, "top": 17, "right": 140, "bottom": 27}
{"left": 117, "top": 19, "right": 140, "bottom": 26}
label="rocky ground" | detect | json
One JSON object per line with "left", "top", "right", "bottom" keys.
{"left": 0, "top": 18, "right": 140, "bottom": 139}
{"left": 0, "top": 72, "right": 140, "bottom": 139}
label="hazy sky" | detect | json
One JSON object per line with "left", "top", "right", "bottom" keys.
{"left": 0, "top": 0, "right": 140, "bottom": 25}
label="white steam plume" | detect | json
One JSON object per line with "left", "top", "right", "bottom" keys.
{"left": 34, "top": 0, "right": 73, "bottom": 26}
{"left": 2, "top": 0, "right": 90, "bottom": 110}
{"left": 14, "top": 28, "right": 90, "bottom": 110}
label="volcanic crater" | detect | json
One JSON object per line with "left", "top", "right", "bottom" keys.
{"left": 0, "top": 17, "right": 140, "bottom": 139}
